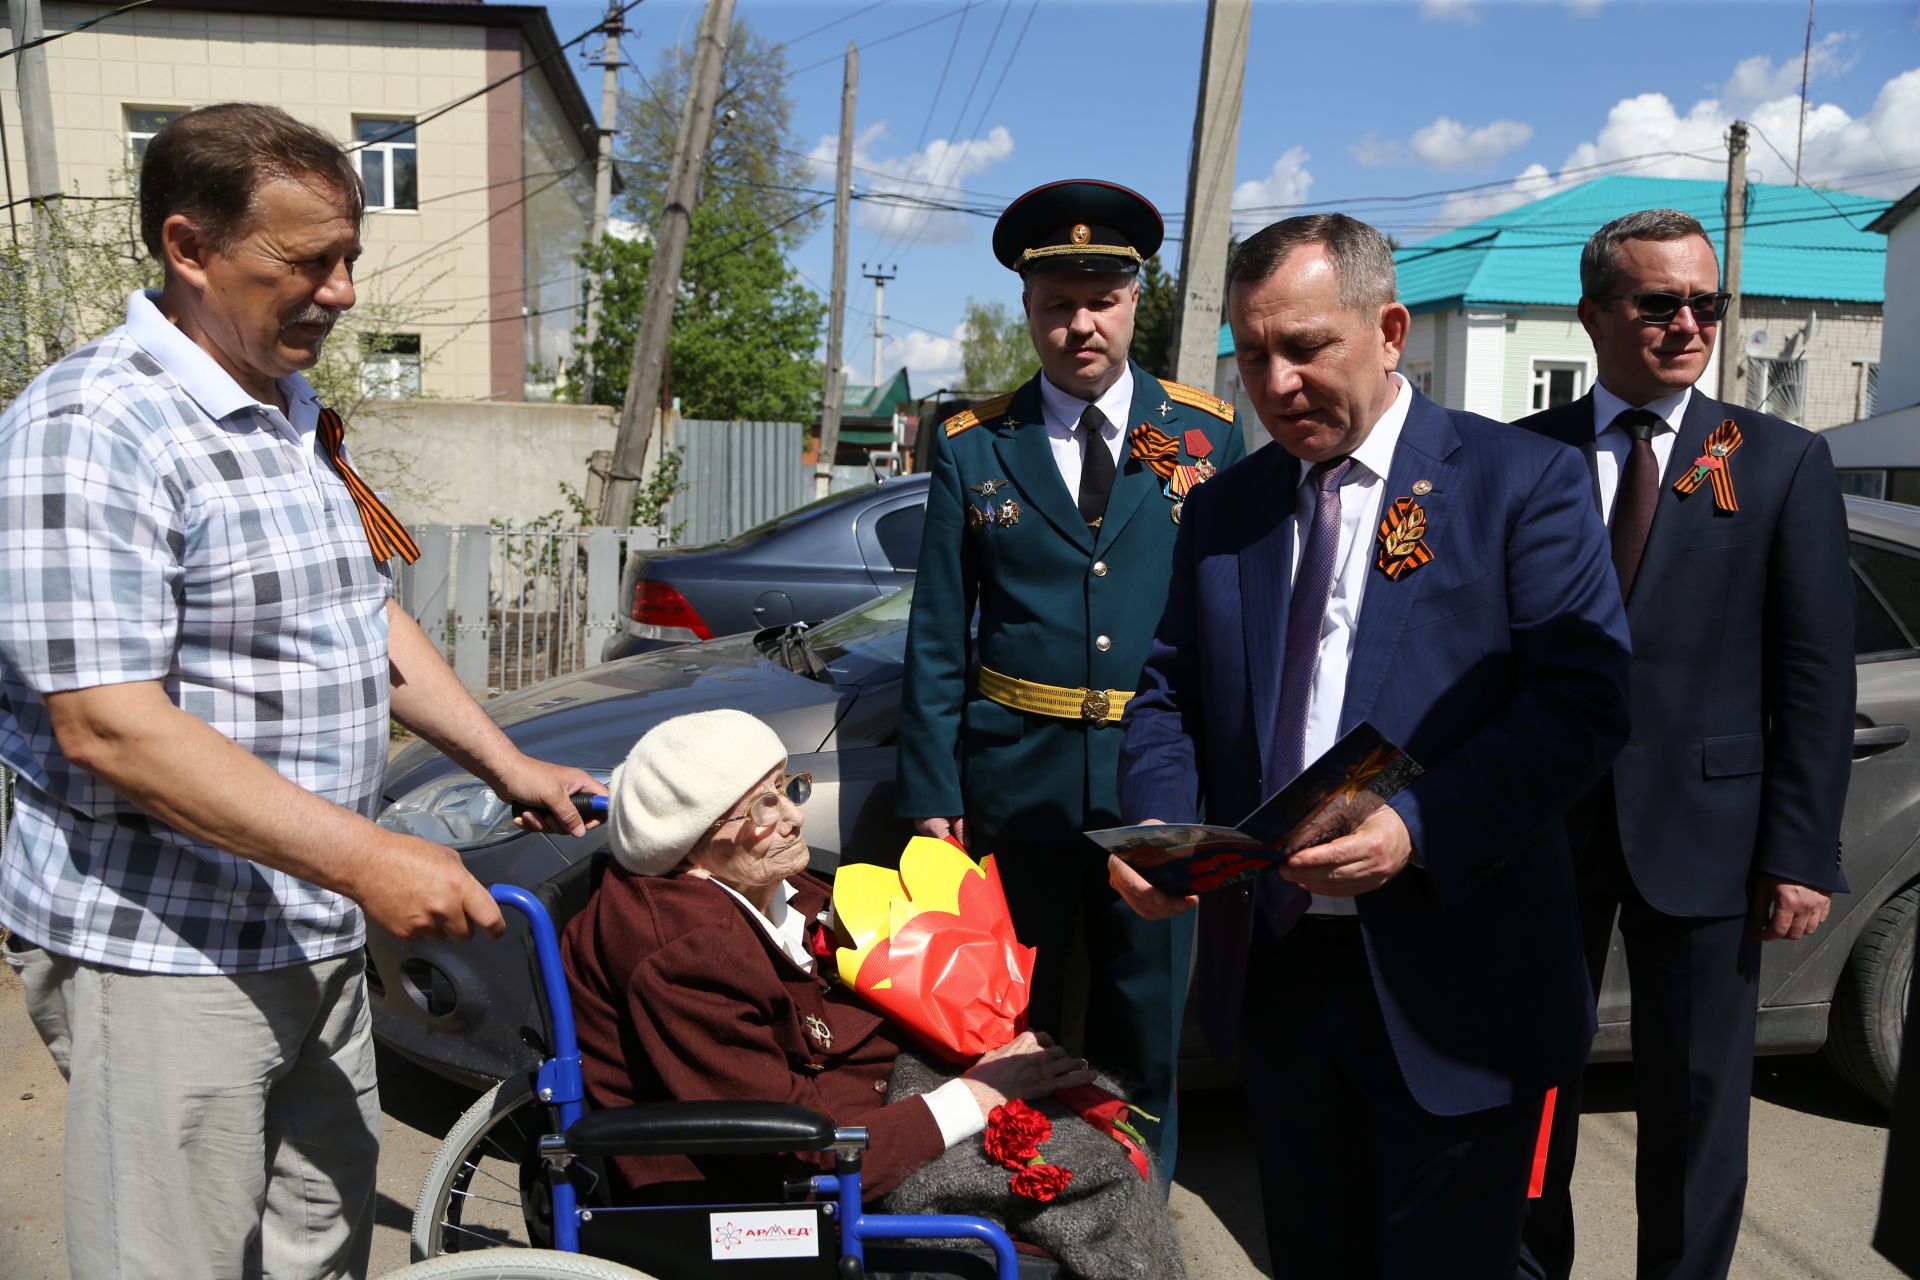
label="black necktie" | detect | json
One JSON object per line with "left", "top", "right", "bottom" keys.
{"left": 1077, "top": 405, "right": 1115, "bottom": 527}
{"left": 1610, "top": 409, "right": 1662, "bottom": 599}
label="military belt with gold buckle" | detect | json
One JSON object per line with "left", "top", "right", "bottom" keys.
{"left": 977, "top": 666, "right": 1133, "bottom": 726}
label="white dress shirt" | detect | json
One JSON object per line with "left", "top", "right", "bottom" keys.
{"left": 1285, "top": 373, "right": 1413, "bottom": 917}
{"left": 1039, "top": 366, "right": 1133, "bottom": 496}
{"left": 1589, "top": 381, "right": 1689, "bottom": 523}
{"left": 703, "top": 873, "right": 986, "bottom": 1147}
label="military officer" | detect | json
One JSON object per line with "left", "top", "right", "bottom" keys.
{"left": 897, "top": 179, "right": 1245, "bottom": 1178}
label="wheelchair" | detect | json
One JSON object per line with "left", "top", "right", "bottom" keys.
{"left": 394, "top": 863, "right": 1059, "bottom": 1280}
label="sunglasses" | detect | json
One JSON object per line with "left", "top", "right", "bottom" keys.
{"left": 711, "top": 772, "right": 813, "bottom": 830}
{"left": 1591, "top": 290, "right": 1732, "bottom": 325}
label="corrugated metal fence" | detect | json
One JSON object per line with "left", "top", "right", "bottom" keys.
{"left": 668, "top": 419, "right": 810, "bottom": 546}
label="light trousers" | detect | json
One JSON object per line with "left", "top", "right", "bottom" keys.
{"left": 6, "top": 939, "right": 381, "bottom": 1280}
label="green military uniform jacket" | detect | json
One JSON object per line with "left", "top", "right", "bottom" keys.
{"left": 897, "top": 360, "right": 1246, "bottom": 847}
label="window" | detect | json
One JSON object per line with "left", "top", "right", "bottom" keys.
{"left": 126, "top": 107, "right": 184, "bottom": 161}
{"left": 361, "top": 334, "right": 422, "bottom": 399}
{"left": 1851, "top": 540, "right": 1920, "bottom": 653}
{"left": 1530, "top": 360, "right": 1587, "bottom": 412}
{"left": 1747, "top": 356, "right": 1805, "bottom": 424}
{"left": 1403, "top": 362, "right": 1434, "bottom": 397}
{"left": 872, "top": 505, "right": 924, "bottom": 572}
{"left": 354, "top": 118, "right": 418, "bottom": 211}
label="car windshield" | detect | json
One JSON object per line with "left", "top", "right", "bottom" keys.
{"left": 804, "top": 586, "right": 915, "bottom": 685}
{"left": 717, "top": 483, "right": 883, "bottom": 549}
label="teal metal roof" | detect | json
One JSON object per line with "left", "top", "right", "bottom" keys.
{"left": 1394, "top": 175, "right": 1889, "bottom": 312}
{"left": 837, "top": 367, "right": 914, "bottom": 418}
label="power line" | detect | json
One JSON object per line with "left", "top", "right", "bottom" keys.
{"left": 359, "top": 162, "right": 595, "bottom": 280}
{"left": 763, "top": 0, "right": 895, "bottom": 54}
{"left": 788, "top": 1, "right": 976, "bottom": 75}
{"left": 0, "top": 0, "right": 158, "bottom": 61}
{"left": 864, "top": 0, "right": 977, "bottom": 263}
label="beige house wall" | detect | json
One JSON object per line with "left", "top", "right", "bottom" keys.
{"left": 1737, "top": 297, "right": 1885, "bottom": 430}
{"left": 0, "top": 2, "right": 588, "bottom": 402}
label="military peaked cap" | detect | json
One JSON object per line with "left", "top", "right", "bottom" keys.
{"left": 992, "top": 179, "right": 1163, "bottom": 275}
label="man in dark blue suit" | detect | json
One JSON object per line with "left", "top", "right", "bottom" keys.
{"left": 1516, "top": 210, "right": 1854, "bottom": 1280}
{"left": 1111, "top": 213, "right": 1631, "bottom": 1274}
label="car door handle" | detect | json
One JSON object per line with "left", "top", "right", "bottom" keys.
{"left": 1853, "top": 724, "right": 1911, "bottom": 759}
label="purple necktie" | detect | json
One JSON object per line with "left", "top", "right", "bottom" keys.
{"left": 1253, "top": 457, "right": 1353, "bottom": 935}
{"left": 1610, "top": 409, "right": 1662, "bottom": 599}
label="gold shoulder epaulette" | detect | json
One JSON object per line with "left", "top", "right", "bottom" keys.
{"left": 944, "top": 391, "right": 1014, "bottom": 438}
{"left": 1160, "top": 379, "right": 1235, "bottom": 423}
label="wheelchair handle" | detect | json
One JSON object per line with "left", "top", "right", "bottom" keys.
{"left": 510, "top": 792, "right": 609, "bottom": 824}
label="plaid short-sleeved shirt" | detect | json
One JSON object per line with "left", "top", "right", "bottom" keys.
{"left": 0, "top": 292, "right": 393, "bottom": 974}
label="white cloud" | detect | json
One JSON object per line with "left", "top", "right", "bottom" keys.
{"left": 809, "top": 122, "right": 1015, "bottom": 246}
{"left": 1352, "top": 117, "right": 1533, "bottom": 173}
{"left": 882, "top": 326, "right": 964, "bottom": 394}
{"left": 1231, "top": 146, "right": 1314, "bottom": 232}
{"left": 1420, "top": 0, "right": 1479, "bottom": 21}
{"left": 1723, "top": 32, "right": 1855, "bottom": 113}
{"left": 1429, "top": 57, "right": 1920, "bottom": 232}
{"left": 1350, "top": 131, "right": 1402, "bottom": 167}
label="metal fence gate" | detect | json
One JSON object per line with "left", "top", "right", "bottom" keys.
{"left": 397, "top": 524, "right": 661, "bottom": 699}
{"left": 669, "top": 419, "right": 810, "bottom": 546}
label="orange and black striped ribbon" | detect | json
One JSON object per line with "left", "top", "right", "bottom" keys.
{"left": 1376, "top": 496, "right": 1435, "bottom": 580}
{"left": 316, "top": 407, "right": 421, "bottom": 564}
{"left": 1129, "top": 423, "right": 1180, "bottom": 481}
{"left": 1672, "top": 420, "right": 1743, "bottom": 513}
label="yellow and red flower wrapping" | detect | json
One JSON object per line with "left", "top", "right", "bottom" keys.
{"left": 832, "top": 836, "right": 1036, "bottom": 1062}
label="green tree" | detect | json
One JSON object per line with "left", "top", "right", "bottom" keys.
{"left": 958, "top": 298, "right": 1036, "bottom": 394}
{"left": 571, "top": 199, "right": 826, "bottom": 419}
{"left": 1129, "top": 254, "right": 1177, "bottom": 380}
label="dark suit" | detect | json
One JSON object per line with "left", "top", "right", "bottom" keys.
{"left": 1120, "top": 390, "right": 1630, "bottom": 1272}
{"left": 1517, "top": 389, "right": 1854, "bottom": 1280}
{"left": 897, "top": 361, "right": 1246, "bottom": 1177}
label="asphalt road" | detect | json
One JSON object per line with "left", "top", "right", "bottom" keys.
{"left": 0, "top": 962, "right": 1906, "bottom": 1278}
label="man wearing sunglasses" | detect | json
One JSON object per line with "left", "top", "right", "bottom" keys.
{"left": 1517, "top": 209, "right": 1854, "bottom": 1280}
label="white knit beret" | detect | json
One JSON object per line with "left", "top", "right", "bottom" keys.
{"left": 606, "top": 710, "right": 789, "bottom": 876}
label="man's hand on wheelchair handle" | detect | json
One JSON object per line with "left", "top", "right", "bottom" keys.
{"left": 352, "top": 834, "right": 506, "bottom": 942}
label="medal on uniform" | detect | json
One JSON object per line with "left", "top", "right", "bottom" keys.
{"left": 1376, "top": 497, "right": 1435, "bottom": 579}
{"left": 1130, "top": 423, "right": 1179, "bottom": 479}
{"left": 1183, "top": 429, "right": 1213, "bottom": 460}
{"left": 805, "top": 1014, "right": 833, "bottom": 1049}
{"left": 1674, "top": 420, "right": 1743, "bottom": 512}
{"left": 972, "top": 478, "right": 1006, "bottom": 498}
{"left": 995, "top": 499, "right": 1022, "bottom": 527}
{"left": 965, "top": 504, "right": 987, "bottom": 535}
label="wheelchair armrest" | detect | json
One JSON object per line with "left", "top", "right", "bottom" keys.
{"left": 565, "top": 1102, "right": 837, "bottom": 1157}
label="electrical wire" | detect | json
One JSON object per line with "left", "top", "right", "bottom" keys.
{"left": 788, "top": 1, "right": 977, "bottom": 76}
{"left": 0, "top": 0, "right": 158, "bottom": 61}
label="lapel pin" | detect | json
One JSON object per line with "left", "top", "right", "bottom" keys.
{"left": 1157, "top": 400, "right": 1172, "bottom": 418}
{"left": 972, "top": 478, "right": 1005, "bottom": 498}
{"left": 1412, "top": 479, "right": 1433, "bottom": 496}
{"left": 1376, "top": 496, "right": 1435, "bottom": 580}
{"left": 1674, "top": 420, "right": 1743, "bottom": 512}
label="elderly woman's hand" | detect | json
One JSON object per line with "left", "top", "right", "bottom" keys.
{"left": 958, "top": 1030, "right": 1097, "bottom": 1117}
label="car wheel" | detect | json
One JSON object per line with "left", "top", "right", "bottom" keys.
{"left": 1824, "top": 882, "right": 1918, "bottom": 1109}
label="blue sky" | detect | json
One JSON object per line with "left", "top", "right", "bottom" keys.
{"left": 538, "top": 0, "right": 1920, "bottom": 392}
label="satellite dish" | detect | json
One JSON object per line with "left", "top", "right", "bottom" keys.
{"left": 1745, "top": 328, "right": 1769, "bottom": 357}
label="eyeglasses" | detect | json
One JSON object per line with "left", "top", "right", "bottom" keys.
{"left": 1590, "top": 290, "right": 1732, "bottom": 325}
{"left": 711, "top": 772, "right": 813, "bottom": 830}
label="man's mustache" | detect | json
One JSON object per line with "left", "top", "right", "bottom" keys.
{"left": 284, "top": 307, "right": 340, "bottom": 330}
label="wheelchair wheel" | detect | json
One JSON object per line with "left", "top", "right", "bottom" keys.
{"left": 412, "top": 1075, "right": 555, "bottom": 1260}
{"left": 386, "top": 1247, "right": 660, "bottom": 1278}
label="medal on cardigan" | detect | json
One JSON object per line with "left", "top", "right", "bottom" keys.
{"left": 1674, "top": 420, "right": 1743, "bottom": 512}
{"left": 805, "top": 1013, "right": 833, "bottom": 1049}
{"left": 1376, "top": 497, "right": 1435, "bottom": 580}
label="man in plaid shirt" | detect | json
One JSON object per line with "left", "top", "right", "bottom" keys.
{"left": 0, "top": 104, "right": 603, "bottom": 1280}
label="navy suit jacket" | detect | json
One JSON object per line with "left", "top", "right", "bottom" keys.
{"left": 1519, "top": 390, "right": 1854, "bottom": 916}
{"left": 1118, "top": 391, "right": 1631, "bottom": 1116}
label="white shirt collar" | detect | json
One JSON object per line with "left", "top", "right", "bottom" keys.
{"left": 706, "top": 876, "right": 814, "bottom": 973}
{"left": 1591, "top": 379, "right": 1690, "bottom": 440}
{"left": 1038, "top": 364, "right": 1134, "bottom": 438}
{"left": 123, "top": 290, "right": 323, "bottom": 438}
{"left": 1295, "top": 372, "right": 1413, "bottom": 490}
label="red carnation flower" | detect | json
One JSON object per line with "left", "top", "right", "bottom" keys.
{"left": 1010, "top": 1162, "right": 1073, "bottom": 1202}
{"left": 984, "top": 1098, "right": 1053, "bottom": 1168}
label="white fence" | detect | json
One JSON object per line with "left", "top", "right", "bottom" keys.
{"left": 397, "top": 524, "right": 661, "bottom": 699}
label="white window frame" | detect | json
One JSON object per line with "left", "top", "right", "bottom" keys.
{"left": 353, "top": 117, "right": 418, "bottom": 212}
{"left": 125, "top": 106, "right": 186, "bottom": 162}
{"left": 1530, "top": 359, "right": 1589, "bottom": 413}
{"left": 360, "top": 334, "right": 423, "bottom": 400}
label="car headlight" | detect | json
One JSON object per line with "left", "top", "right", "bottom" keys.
{"left": 376, "top": 769, "right": 613, "bottom": 850}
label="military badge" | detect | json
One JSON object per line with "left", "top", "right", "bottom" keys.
{"left": 965, "top": 504, "right": 987, "bottom": 535}
{"left": 1182, "top": 429, "right": 1213, "bottom": 459}
{"left": 995, "top": 499, "right": 1022, "bottom": 527}
{"left": 804, "top": 1013, "right": 833, "bottom": 1050}
{"left": 972, "top": 478, "right": 1006, "bottom": 498}
{"left": 1674, "top": 420, "right": 1743, "bottom": 512}
{"left": 1376, "top": 497, "right": 1435, "bottom": 580}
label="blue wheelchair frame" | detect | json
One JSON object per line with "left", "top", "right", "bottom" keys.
{"left": 490, "top": 881, "right": 1024, "bottom": 1279}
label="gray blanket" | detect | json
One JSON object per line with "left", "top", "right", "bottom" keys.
{"left": 882, "top": 1050, "right": 1189, "bottom": 1280}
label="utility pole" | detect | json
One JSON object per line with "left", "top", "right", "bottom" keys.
{"left": 11, "top": 0, "right": 70, "bottom": 354}
{"left": 598, "top": 0, "right": 735, "bottom": 525}
{"left": 862, "top": 263, "right": 895, "bottom": 387}
{"left": 1718, "top": 121, "right": 1749, "bottom": 406}
{"left": 580, "top": 0, "right": 625, "bottom": 404}
{"left": 1795, "top": 0, "right": 1815, "bottom": 183}
{"left": 814, "top": 42, "right": 857, "bottom": 499}
{"left": 1168, "top": 0, "right": 1250, "bottom": 390}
